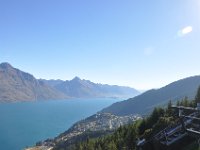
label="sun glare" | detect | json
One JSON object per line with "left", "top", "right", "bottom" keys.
{"left": 182, "top": 26, "right": 193, "bottom": 34}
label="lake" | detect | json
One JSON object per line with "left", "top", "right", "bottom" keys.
{"left": 0, "top": 98, "right": 121, "bottom": 150}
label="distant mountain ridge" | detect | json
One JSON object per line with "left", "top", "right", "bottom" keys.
{"left": 40, "top": 77, "right": 139, "bottom": 98}
{"left": 0, "top": 62, "right": 139, "bottom": 102}
{"left": 0, "top": 63, "right": 67, "bottom": 102}
{"left": 102, "top": 76, "right": 200, "bottom": 115}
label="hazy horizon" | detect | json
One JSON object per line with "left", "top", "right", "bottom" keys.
{"left": 1, "top": 0, "right": 200, "bottom": 89}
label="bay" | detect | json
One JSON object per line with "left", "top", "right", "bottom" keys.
{"left": 0, "top": 98, "right": 120, "bottom": 150}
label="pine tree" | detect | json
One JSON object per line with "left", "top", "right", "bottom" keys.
{"left": 167, "top": 100, "right": 173, "bottom": 116}
{"left": 176, "top": 100, "right": 180, "bottom": 106}
{"left": 195, "top": 86, "right": 200, "bottom": 103}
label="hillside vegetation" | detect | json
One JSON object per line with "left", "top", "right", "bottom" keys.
{"left": 63, "top": 98, "right": 196, "bottom": 150}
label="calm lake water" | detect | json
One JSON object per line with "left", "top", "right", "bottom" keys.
{"left": 0, "top": 98, "right": 121, "bottom": 150}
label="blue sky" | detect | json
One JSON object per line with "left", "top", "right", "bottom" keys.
{"left": 0, "top": 0, "right": 200, "bottom": 90}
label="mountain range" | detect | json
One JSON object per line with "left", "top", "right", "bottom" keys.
{"left": 0, "top": 63, "right": 67, "bottom": 102}
{"left": 0, "top": 62, "right": 139, "bottom": 102}
{"left": 40, "top": 77, "right": 139, "bottom": 99}
{"left": 102, "top": 76, "right": 200, "bottom": 115}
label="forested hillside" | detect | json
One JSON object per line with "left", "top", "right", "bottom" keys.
{"left": 63, "top": 98, "right": 197, "bottom": 150}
